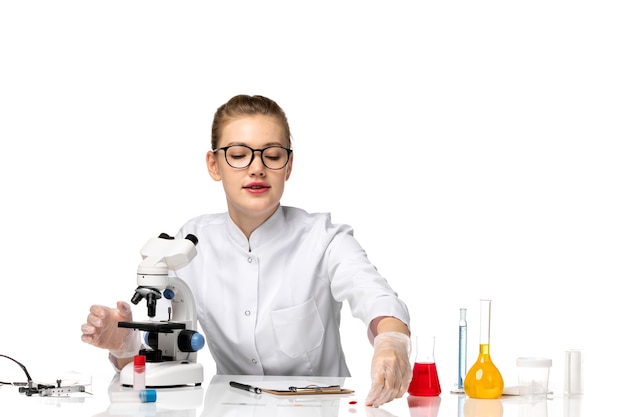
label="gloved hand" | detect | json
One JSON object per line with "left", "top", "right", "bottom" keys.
{"left": 80, "top": 301, "right": 141, "bottom": 358}
{"left": 365, "top": 332, "right": 412, "bottom": 407}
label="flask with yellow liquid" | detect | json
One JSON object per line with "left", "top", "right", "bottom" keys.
{"left": 464, "top": 299, "right": 504, "bottom": 399}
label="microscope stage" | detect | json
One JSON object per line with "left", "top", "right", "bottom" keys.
{"left": 118, "top": 321, "right": 186, "bottom": 332}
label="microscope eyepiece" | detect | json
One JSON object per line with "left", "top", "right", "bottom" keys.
{"left": 157, "top": 232, "right": 197, "bottom": 246}
{"left": 185, "top": 234, "right": 198, "bottom": 246}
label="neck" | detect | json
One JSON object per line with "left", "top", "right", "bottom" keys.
{"left": 229, "top": 205, "right": 280, "bottom": 239}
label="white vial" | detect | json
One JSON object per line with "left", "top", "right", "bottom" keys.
{"left": 564, "top": 349, "right": 583, "bottom": 396}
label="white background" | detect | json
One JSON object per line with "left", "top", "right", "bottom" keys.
{"left": 1, "top": 0, "right": 624, "bottom": 399}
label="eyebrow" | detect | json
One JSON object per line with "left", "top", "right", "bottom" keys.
{"left": 222, "top": 141, "right": 287, "bottom": 148}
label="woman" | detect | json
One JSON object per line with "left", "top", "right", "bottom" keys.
{"left": 81, "top": 94, "right": 412, "bottom": 407}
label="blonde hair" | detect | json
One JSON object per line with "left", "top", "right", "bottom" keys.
{"left": 211, "top": 95, "right": 292, "bottom": 150}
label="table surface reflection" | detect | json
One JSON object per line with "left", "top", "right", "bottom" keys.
{"left": 0, "top": 373, "right": 602, "bottom": 417}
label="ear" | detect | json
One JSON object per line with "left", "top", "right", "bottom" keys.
{"left": 285, "top": 153, "right": 293, "bottom": 180}
{"left": 206, "top": 151, "right": 222, "bottom": 181}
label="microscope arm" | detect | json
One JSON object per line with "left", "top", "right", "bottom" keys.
{"left": 165, "top": 276, "right": 198, "bottom": 327}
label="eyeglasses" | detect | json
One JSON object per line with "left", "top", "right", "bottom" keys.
{"left": 213, "top": 145, "right": 292, "bottom": 170}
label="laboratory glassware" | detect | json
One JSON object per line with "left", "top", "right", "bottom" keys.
{"left": 463, "top": 299, "right": 504, "bottom": 399}
{"left": 110, "top": 389, "right": 157, "bottom": 403}
{"left": 133, "top": 355, "right": 146, "bottom": 390}
{"left": 407, "top": 335, "right": 442, "bottom": 396}
{"left": 516, "top": 357, "right": 552, "bottom": 397}
{"left": 458, "top": 308, "right": 467, "bottom": 390}
{"left": 564, "top": 349, "right": 583, "bottom": 395}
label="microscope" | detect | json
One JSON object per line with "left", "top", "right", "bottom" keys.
{"left": 118, "top": 233, "right": 204, "bottom": 387}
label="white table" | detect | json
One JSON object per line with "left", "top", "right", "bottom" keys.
{"left": 0, "top": 373, "right": 607, "bottom": 416}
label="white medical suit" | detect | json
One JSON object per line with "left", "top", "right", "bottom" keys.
{"left": 174, "top": 205, "right": 410, "bottom": 377}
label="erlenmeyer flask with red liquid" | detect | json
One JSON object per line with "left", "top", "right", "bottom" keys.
{"left": 407, "top": 335, "right": 441, "bottom": 396}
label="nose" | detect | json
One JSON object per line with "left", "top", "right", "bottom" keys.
{"left": 247, "top": 150, "right": 266, "bottom": 176}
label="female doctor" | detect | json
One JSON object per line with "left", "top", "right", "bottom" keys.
{"left": 81, "top": 94, "right": 412, "bottom": 407}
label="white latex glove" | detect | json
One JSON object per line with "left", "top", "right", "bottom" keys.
{"left": 81, "top": 301, "right": 141, "bottom": 358}
{"left": 365, "top": 332, "right": 412, "bottom": 407}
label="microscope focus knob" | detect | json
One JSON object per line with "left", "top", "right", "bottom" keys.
{"left": 178, "top": 330, "right": 205, "bottom": 352}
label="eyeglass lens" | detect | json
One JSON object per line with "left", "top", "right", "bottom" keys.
{"left": 224, "top": 146, "right": 290, "bottom": 169}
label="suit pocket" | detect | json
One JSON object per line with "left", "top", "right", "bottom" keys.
{"left": 270, "top": 298, "right": 324, "bottom": 358}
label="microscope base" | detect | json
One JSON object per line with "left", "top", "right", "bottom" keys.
{"left": 120, "top": 361, "right": 203, "bottom": 388}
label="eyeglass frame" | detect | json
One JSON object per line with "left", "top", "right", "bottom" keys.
{"left": 212, "top": 144, "right": 293, "bottom": 170}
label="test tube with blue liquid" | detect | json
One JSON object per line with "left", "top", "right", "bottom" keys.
{"left": 110, "top": 389, "right": 157, "bottom": 403}
{"left": 458, "top": 308, "right": 467, "bottom": 390}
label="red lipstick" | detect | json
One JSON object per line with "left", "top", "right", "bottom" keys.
{"left": 243, "top": 182, "right": 270, "bottom": 194}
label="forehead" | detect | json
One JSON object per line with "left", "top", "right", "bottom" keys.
{"left": 220, "top": 115, "right": 287, "bottom": 147}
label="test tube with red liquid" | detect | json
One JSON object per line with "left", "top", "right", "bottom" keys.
{"left": 133, "top": 355, "right": 146, "bottom": 390}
